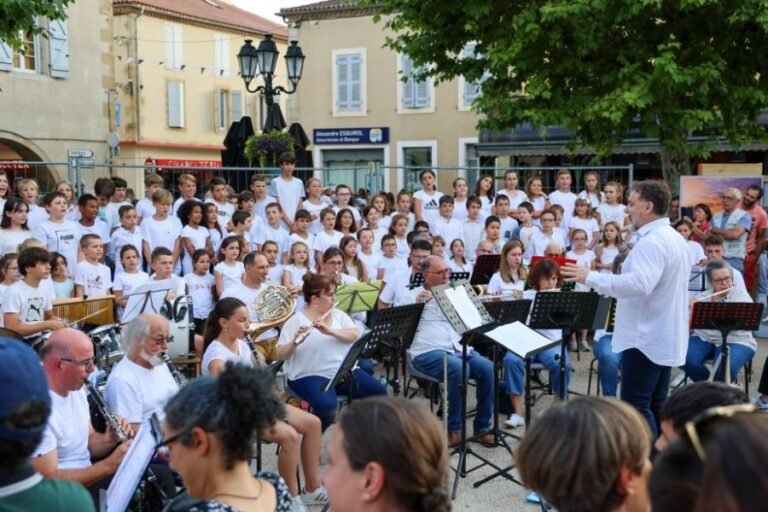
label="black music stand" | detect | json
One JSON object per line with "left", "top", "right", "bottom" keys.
{"left": 472, "top": 300, "right": 531, "bottom": 490}
{"left": 450, "top": 271, "right": 470, "bottom": 282}
{"left": 690, "top": 301, "right": 763, "bottom": 384}
{"left": 324, "top": 322, "right": 392, "bottom": 399}
{"left": 408, "top": 272, "right": 425, "bottom": 290}
{"left": 368, "top": 303, "right": 425, "bottom": 395}
{"left": 430, "top": 280, "right": 506, "bottom": 499}
{"left": 470, "top": 254, "right": 501, "bottom": 286}
{"left": 529, "top": 291, "right": 600, "bottom": 400}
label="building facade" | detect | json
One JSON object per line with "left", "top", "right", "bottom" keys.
{"left": 0, "top": 0, "right": 114, "bottom": 190}
{"left": 111, "top": 0, "right": 289, "bottom": 192}
{"left": 281, "top": 1, "right": 489, "bottom": 194}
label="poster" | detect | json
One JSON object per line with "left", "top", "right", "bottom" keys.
{"left": 679, "top": 175, "right": 762, "bottom": 220}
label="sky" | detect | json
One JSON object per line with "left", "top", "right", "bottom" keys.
{"left": 230, "top": 0, "right": 309, "bottom": 24}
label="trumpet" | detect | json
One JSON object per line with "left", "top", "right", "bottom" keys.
{"left": 294, "top": 303, "right": 339, "bottom": 345}
{"left": 162, "top": 353, "right": 187, "bottom": 387}
{"left": 83, "top": 379, "right": 129, "bottom": 442}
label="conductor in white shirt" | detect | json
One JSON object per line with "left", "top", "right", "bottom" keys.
{"left": 561, "top": 180, "right": 690, "bottom": 437}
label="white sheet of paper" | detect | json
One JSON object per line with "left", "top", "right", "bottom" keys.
{"left": 484, "top": 321, "right": 558, "bottom": 358}
{"left": 444, "top": 285, "right": 484, "bottom": 330}
{"left": 106, "top": 418, "right": 158, "bottom": 512}
{"left": 121, "top": 280, "right": 172, "bottom": 324}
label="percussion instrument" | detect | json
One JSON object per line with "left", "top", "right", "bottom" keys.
{"left": 88, "top": 324, "right": 123, "bottom": 367}
{"left": 162, "top": 296, "right": 193, "bottom": 358}
{"left": 52, "top": 295, "right": 116, "bottom": 326}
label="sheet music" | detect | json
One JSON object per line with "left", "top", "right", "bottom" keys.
{"left": 484, "top": 321, "right": 558, "bottom": 358}
{"left": 121, "top": 280, "right": 172, "bottom": 324}
{"left": 444, "top": 285, "right": 484, "bottom": 330}
{"left": 106, "top": 417, "right": 159, "bottom": 511}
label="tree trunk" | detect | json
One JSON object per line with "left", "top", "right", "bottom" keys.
{"left": 659, "top": 147, "right": 691, "bottom": 195}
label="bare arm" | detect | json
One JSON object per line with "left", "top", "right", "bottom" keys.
{"left": 32, "top": 443, "right": 130, "bottom": 488}
{"left": 4, "top": 312, "right": 65, "bottom": 336}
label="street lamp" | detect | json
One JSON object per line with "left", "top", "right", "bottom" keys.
{"left": 237, "top": 34, "right": 305, "bottom": 132}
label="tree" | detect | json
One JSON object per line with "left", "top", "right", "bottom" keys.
{"left": 375, "top": 0, "right": 768, "bottom": 185}
{"left": 1, "top": 0, "right": 73, "bottom": 47}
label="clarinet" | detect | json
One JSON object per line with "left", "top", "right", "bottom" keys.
{"left": 162, "top": 353, "right": 187, "bottom": 387}
{"left": 83, "top": 379, "right": 128, "bottom": 442}
{"left": 244, "top": 333, "right": 266, "bottom": 367}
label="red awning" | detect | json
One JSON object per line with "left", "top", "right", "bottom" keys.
{"left": 0, "top": 160, "right": 32, "bottom": 170}
{"left": 144, "top": 158, "right": 222, "bottom": 168}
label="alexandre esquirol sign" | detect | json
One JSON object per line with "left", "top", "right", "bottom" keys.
{"left": 313, "top": 127, "right": 389, "bottom": 145}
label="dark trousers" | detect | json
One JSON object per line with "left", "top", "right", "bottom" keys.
{"left": 759, "top": 354, "right": 768, "bottom": 395}
{"left": 619, "top": 348, "right": 671, "bottom": 438}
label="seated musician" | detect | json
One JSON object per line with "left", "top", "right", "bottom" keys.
{"left": 105, "top": 313, "right": 180, "bottom": 431}
{"left": 486, "top": 240, "right": 526, "bottom": 299}
{"left": 277, "top": 273, "right": 387, "bottom": 430}
{"left": 31, "top": 329, "right": 175, "bottom": 507}
{"left": 220, "top": 251, "right": 281, "bottom": 363}
{"left": 409, "top": 255, "right": 497, "bottom": 447}
{"left": 2, "top": 246, "right": 66, "bottom": 341}
{"left": 377, "top": 238, "right": 432, "bottom": 308}
{"left": 683, "top": 260, "right": 756, "bottom": 383}
{"left": 503, "top": 259, "right": 572, "bottom": 428}
{"left": 319, "top": 247, "right": 367, "bottom": 332}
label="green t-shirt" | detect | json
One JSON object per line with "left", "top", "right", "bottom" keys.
{"left": 0, "top": 473, "right": 94, "bottom": 512}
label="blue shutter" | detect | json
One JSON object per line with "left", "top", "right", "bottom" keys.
{"left": 0, "top": 40, "right": 11, "bottom": 72}
{"left": 348, "top": 53, "right": 362, "bottom": 110}
{"left": 336, "top": 54, "right": 349, "bottom": 109}
{"left": 48, "top": 19, "right": 69, "bottom": 78}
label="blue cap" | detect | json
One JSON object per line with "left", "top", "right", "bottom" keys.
{"left": 0, "top": 338, "right": 51, "bottom": 440}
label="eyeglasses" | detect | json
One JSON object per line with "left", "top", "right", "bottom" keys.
{"left": 722, "top": 196, "right": 737, "bottom": 201}
{"left": 712, "top": 276, "right": 733, "bottom": 284}
{"left": 154, "top": 429, "right": 189, "bottom": 458}
{"left": 541, "top": 218, "right": 555, "bottom": 222}
{"left": 149, "top": 335, "right": 174, "bottom": 345}
{"left": 60, "top": 356, "right": 96, "bottom": 369}
{"left": 683, "top": 404, "right": 756, "bottom": 461}
{"left": 426, "top": 268, "right": 451, "bottom": 276}
{"left": 326, "top": 260, "right": 343, "bottom": 266}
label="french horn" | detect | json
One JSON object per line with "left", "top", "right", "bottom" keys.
{"left": 248, "top": 284, "right": 296, "bottom": 339}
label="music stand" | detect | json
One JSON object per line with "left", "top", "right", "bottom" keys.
{"left": 335, "top": 280, "right": 384, "bottom": 314}
{"left": 430, "top": 280, "right": 505, "bottom": 499}
{"left": 690, "top": 301, "right": 763, "bottom": 383}
{"left": 470, "top": 254, "right": 501, "bottom": 286}
{"left": 689, "top": 267, "right": 706, "bottom": 292}
{"left": 408, "top": 272, "right": 425, "bottom": 289}
{"left": 450, "top": 271, "right": 470, "bottom": 282}
{"left": 529, "top": 291, "right": 600, "bottom": 399}
{"left": 368, "top": 303, "right": 425, "bottom": 395}
{"left": 324, "top": 322, "right": 392, "bottom": 399}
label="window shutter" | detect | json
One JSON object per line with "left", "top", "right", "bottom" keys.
{"left": 0, "top": 40, "right": 11, "bottom": 72}
{"left": 414, "top": 75, "right": 430, "bottom": 108}
{"left": 214, "top": 34, "right": 229, "bottom": 76}
{"left": 173, "top": 25, "right": 183, "bottom": 70}
{"left": 165, "top": 24, "right": 174, "bottom": 69}
{"left": 212, "top": 90, "right": 220, "bottom": 132}
{"left": 349, "top": 54, "right": 362, "bottom": 110}
{"left": 336, "top": 54, "right": 349, "bottom": 109}
{"left": 401, "top": 55, "right": 414, "bottom": 108}
{"left": 230, "top": 90, "right": 242, "bottom": 122}
{"left": 168, "top": 81, "right": 184, "bottom": 127}
{"left": 48, "top": 19, "right": 69, "bottom": 78}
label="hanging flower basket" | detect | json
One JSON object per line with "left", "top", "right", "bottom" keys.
{"left": 244, "top": 131, "right": 296, "bottom": 168}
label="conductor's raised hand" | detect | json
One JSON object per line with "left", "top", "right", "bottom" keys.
{"left": 560, "top": 264, "right": 590, "bottom": 284}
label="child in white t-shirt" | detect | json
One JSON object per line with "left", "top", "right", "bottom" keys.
{"left": 312, "top": 208, "right": 343, "bottom": 265}
{"left": 184, "top": 250, "right": 215, "bottom": 334}
{"left": 214, "top": 236, "right": 244, "bottom": 296}
{"left": 33, "top": 192, "right": 80, "bottom": 276}
{"left": 254, "top": 203, "right": 290, "bottom": 262}
{"left": 113, "top": 245, "right": 150, "bottom": 319}
{"left": 568, "top": 198, "right": 600, "bottom": 250}
{"left": 356, "top": 228, "right": 380, "bottom": 281}
{"left": 262, "top": 240, "right": 285, "bottom": 284}
{"left": 283, "top": 241, "right": 312, "bottom": 311}
{"left": 74, "top": 235, "right": 112, "bottom": 298}
{"left": 205, "top": 176, "right": 235, "bottom": 229}
{"left": 110, "top": 205, "right": 144, "bottom": 274}
{"left": 179, "top": 200, "right": 212, "bottom": 276}
{"left": 140, "top": 190, "right": 182, "bottom": 274}
{"left": 172, "top": 174, "right": 201, "bottom": 218}
{"left": 675, "top": 219, "right": 706, "bottom": 266}
{"left": 135, "top": 174, "right": 163, "bottom": 223}
{"left": 268, "top": 154, "right": 305, "bottom": 232}
{"left": 378, "top": 234, "right": 407, "bottom": 282}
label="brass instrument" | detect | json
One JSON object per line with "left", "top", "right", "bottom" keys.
{"left": 83, "top": 379, "right": 128, "bottom": 442}
{"left": 294, "top": 303, "right": 338, "bottom": 345}
{"left": 162, "top": 353, "right": 187, "bottom": 387}
{"left": 248, "top": 284, "right": 296, "bottom": 339}
{"left": 472, "top": 284, "right": 485, "bottom": 297}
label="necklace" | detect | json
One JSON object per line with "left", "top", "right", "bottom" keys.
{"left": 212, "top": 478, "right": 264, "bottom": 502}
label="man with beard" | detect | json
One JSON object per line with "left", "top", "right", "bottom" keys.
{"left": 739, "top": 184, "right": 767, "bottom": 293}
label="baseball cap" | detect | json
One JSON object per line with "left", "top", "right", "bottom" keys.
{"left": 0, "top": 338, "right": 50, "bottom": 440}
{"left": 278, "top": 152, "right": 296, "bottom": 164}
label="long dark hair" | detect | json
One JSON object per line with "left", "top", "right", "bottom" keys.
{"left": 1, "top": 198, "right": 29, "bottom": 230}
{"left": 202, "top": 297, "right": 247, "bottom": 355}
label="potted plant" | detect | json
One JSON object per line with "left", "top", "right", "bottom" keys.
{"left": 244, "top": 130, "right": 296, "bottom": 168}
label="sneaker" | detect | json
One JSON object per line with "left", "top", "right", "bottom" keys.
{"left": 292, "top": 497, "right": 308, "bottom": 512}
{"left": 504, "top": 413, "right": 525, "bottom": 428}
{"left": 755, "top": 396, "right": 768, "bottom": 412}
{"left": 568, "top": 340, "right": 578, "bottom": 352}
{"left": 579, "top": 340, "right": 591, "bottom": 352}
{"left": 300, "top": 485, "right": 329, "bottom": 505}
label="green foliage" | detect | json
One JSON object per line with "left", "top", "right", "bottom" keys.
{"left": 373, "top": 0, "right": 768, "bottom": 181}
{"left": 244, "top": 131, "right": 295, "bottom": 168}
{"left": 0, "top": 0, "right": 74, "bottom": 47}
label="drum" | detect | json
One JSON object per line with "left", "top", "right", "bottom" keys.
{"left": 165, "top": 296, "right": 192, "bottom": 358}
{"left": 89, "top": 324, "right": 123, "bottom": 367}
{"left": 30, "top": 330, "right": 54, "bottom": 353}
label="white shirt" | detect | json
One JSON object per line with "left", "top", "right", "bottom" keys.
{"left": 267, "top": 264, "right": 284, "bottom": 285}
{"left": 0, "top": 229, "right": 33, "bottom": 256}
{"left": 26, "top": 204, "right": 48, "bottom": 231}
{"left": 410, "top": 295, "right": 464, "bottom": 359}
{"left": 180, "top": 225, "right": 210, "bottom": 275}
{"left": 34, "top": 389, "right": 91, "bottom": 469}
{"left": 378, "top": 255, "right": 408, "bottom": 282}
{"left": 33, "top": 220, "right": 80, "bottom": 275}
{"left": 597, "top": 203, "right": 628, "bottom": 227}
{"left": 288, "top": 232, "right": 316, "bottom": 269}
{"left": 585, "top": 217, "right": 691, "bottom": 366}
{"left": 452, "top": 199, "right": 468, "bottom": 222}
{"left": 568, "top": 217, "right": 600, "bottom": 246}
{"left": 302, "top": 200, "right": 327, "bottom": 235}
{"left": 497, "top": 190, "right": 529, "bottom": 210}
{"left": 528, "top": 230, "right": 567, "bottom": 259}
{"left": 487, "top": 272, "right": 525, "bottom": 296}
{"left": 253, "top": 196, "right": 278, "bottom": 222}
{"left": 687, "top": 240, "right": 706, "bottom": 265}
{"left": 202, "top": 339, "right": 253, "bottom": 376}
{"left": 431, "top": 217, "right": 464, "bottom": 251}
{"left": 278, "top": 309, "right": 357, "bottom": 380}
{"left": 548, "top": 190, "right": 578, "bottom": 225}
{"left": 378, "top": 268, "right": 421, "bottom": 307}
{"left": 214, "top": 261, "right": 244, "bottom": 289}
{"left": 184, "top": 272, "right": 215, "bottom": 319}
{"left": 358, "top": 251, "right": 381, "bottom": 282}
{"left": 578, "top": 190, "right": 605, "bottom": 208}
{"left": 2, "top": 279, "right": 52, "bottom": 337}
{"left": 113, "top": 270, "right": 150, "bottom": 317}
{"left": 172, "top": 196, "right": 201, "bottom": 218}
{"left": 76, "top": 219, "right": 111, "bottom": 246}
{"left": 205, "top": 200, "right": 235, "bottom": 229}
{"left": 312, "top": 230, "right": 343, "bottom": 255}
{"left": 105, "top": 357, "right": 179, "bottom": 423}
{"left": 463, "top": 220, "right": 484, "bottom": 262}
{"left": 73, "top": 260, "right": 112, "bottom": 297}
{"left": 139, "top": 216, "right": 182, "bottom": 254}
{"left": 413, "top": 190, "right": 443, "bottom": 227}
{"left": 220, "top": 282, "right": 278, "bottom": 340}
{"left": 109, "top": 227, "right": 144, "bottom": 273}
{"left": 566, "top": 249, "right": 596, "bottom": 291}
{"left": 692, "top": 287, "right": 757, "bottom": 351}
{"left": 254, "top": 223, "right": 290, "bottom": 256}
{"left": 135, "top": 198, "right": 155, "bottom": 221}
{"left": 269, "top": 177, "right": 305, "bottom": 222}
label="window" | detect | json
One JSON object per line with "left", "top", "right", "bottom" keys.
{"left": 216, "top": 89, "right": 229, "bottom": 131}
{"left": 12, "top": 31, "right": 38, "bottom": 72}
{"left": 401, "top": 144, "right": 434, "bottom": 192}
{"left": 230, "top": 90, "right": 242, "bottom": 123}
{"left": 399, "top": 54, "right": 432, "bottom": 111}
{"left": 333, "top": 49, "right": 365, "bottom": 116}
{"left": 214, "top": 33, "right": 230, "bottom": 77}
{"left": 460, "top": 43, "right": 484, "bottom": 109}
{"left": 164, "top": 23, "right": 183, "bottom": 70}
{"left": 167, "top": 81, "right": 185, "bottom": 128}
